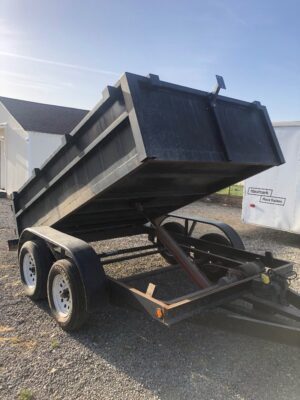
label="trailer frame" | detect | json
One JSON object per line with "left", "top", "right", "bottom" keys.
{"left": 14, "top": 213, "right": 300, "bottom": 345}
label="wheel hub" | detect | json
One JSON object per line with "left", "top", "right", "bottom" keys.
{"left": 61, "top": 288, "right": 70, "bottom": 299}
{"left": 52, "top": 274, "right": 72, "bottom": 318}
{"left": 22, "top": 253, "right": 37, "bottom": 288}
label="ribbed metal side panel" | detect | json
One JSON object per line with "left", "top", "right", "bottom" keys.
{"left": 14, "top": 73, "right": 284, "bottom": 238}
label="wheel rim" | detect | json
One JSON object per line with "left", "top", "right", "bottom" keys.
{"left": 52, "top": 274, "right": 72, "bottom": 319}
{"left": 22, "top": 253, "right": 37, "bottom": 289}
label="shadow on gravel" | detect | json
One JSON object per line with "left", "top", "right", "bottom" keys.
{"left": 69, "top": 305, "right": 300, "bottom": 400}
{"left": 33, "top": 299, "right": 52, "bottom": 314}
{"left": 244, "top": 228, "right": 300, "bottom": 248}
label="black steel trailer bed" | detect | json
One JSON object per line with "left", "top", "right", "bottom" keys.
{"left": 11, "top": 73, "right": 300, "bottom": 345}
{"left": 13, "top": 73, "right": 283, "bottom": 240}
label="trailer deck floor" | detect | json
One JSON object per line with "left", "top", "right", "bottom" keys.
{"left": 1, "top": 198, "right": 300, "bottom": 400}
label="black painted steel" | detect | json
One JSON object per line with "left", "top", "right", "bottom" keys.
{"left": 13, "top": 73, "right": 284, "bottom": 240}
{"left": 166, "top": 213, "right": 245, "bottom": 250}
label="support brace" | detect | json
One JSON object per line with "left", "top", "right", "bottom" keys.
{"left": 154, "top": 221, "right": 211, "bottom": 289}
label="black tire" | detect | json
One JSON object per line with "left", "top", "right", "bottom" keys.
{"left": 158, "top": 222, "right": 189, "bottom": 264}
{"left": 47, "top": 259, "right": 87, "bottom": 331}
{"left": 199, "top": 233, "right": 231, "bottom": 247}
{"left": 194, "top": 233, "right": 232, "bottom": 281}
{"left": 19, "top": 240, "right": 53, "bottom": 300}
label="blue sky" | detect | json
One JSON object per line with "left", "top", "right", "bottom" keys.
{"left": 0, "top": 0, "right": 299, "bottom": 121}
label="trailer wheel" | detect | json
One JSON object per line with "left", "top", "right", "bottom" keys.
{"left": 199, "top": 233, "right": 231, "bottom": 247}
{"left": 158, "top": 222, "right": 189, "bottom": 264}
{"left": 47, "top": 259, "right": 87, "bottom": 331}
{"left": 19, "top": 240, "right": 53, "bottom": 300}
{"left": 194, "top": 233, "right": 232, "bottom": 281}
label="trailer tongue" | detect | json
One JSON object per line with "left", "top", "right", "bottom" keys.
{"left": 11, "top": 73, "right": 300, "bottom": 345}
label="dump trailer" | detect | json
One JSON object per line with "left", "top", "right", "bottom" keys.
{"left": 10, "top": 73, "right": 300, "bottom": 344}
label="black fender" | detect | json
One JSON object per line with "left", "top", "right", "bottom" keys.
{"left": 164, "top": 213, "right": 245, "bottom": 250}
{"left": 18, "top": 226, "right": 108, "bottom": 312}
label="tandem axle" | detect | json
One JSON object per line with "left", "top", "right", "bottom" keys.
{"left": 11, "top": 214, "right": 300, "bottom": 346}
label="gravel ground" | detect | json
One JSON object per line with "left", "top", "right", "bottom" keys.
{"left": 0, "top": 198, "right": 300, "bottom": 400}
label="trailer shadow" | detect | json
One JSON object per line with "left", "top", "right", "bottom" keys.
{"left": 242, "top": 227, "right": 300, "bottom": 249}
{"left": 71, "top": 305, "right": 300, "bottom": 400}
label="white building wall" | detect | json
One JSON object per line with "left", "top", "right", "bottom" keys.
{"left": 27, "top": 131, "right": 62, "bottom": 175}
{"left": 0, "top": 102, "right": 63, "bottom": 194}
{"left": 0, "top": 127, "right": 6, "bottom": 189}
{"left": 0, "top": 103, "right": 29, "bottom": 194}
{"left": 5, "top": 124, "right": 30, "bottom": 194}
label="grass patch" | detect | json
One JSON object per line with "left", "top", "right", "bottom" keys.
{"left": 0, "top": 336, "right": 36, "bottom": 350}
{"left": 19, "top": 388, "right": 34, "bottom": 400}
{"left": 51, "top": 338, "right": 60, "bottom": 350}
{"left": 217, "top": 184, "right": 243, "bottom": 197}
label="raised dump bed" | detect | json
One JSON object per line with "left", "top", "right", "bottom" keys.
{"left": 11, "top": 73, "right": 300, "bottom": 341}
{"left": 13, "top": 73, "right": 284, "bottom": 240}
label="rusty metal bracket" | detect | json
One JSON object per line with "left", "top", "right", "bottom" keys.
{"left": 153, "top": 219, "right": 211, "bottom": 289}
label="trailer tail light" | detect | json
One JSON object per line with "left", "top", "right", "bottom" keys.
{"left": 155, "top": 308, "right": 164, "bottom": 319}
{"left": 250, "top": 203, "right": 256, "bottom": 208}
